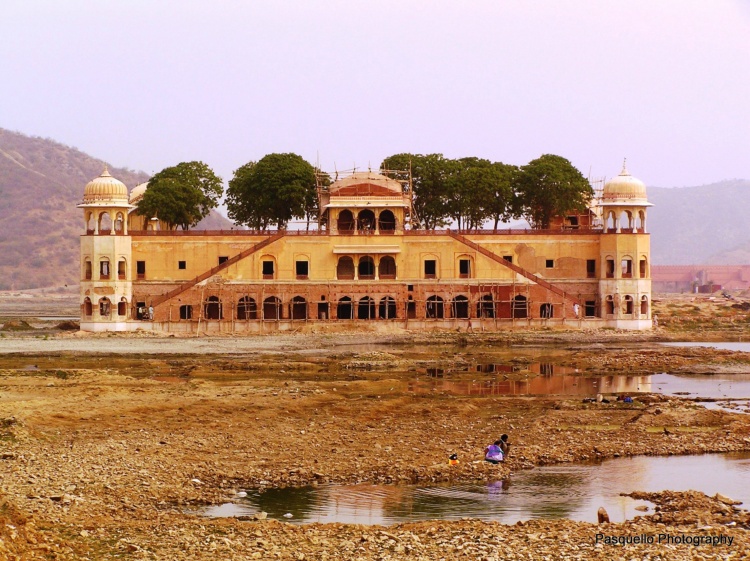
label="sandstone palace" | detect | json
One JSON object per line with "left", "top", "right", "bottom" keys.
{"left": 78, "top": 164, "right": 652, "bottom": 332}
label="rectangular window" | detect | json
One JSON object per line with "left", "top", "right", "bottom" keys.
{"left": 295, "top": 260, "right": 309, "bottom": 279}
{"left": 424, "top": 260, "right": 436, "bottom": 279}
{"left": 136, "top": 261, "right": 146, "bottom": 280}
{"left": 605, "top": 259, "right": 615, "bottom": 279}
{"left": 545, "top": 259, "right": 554, "bottom": 269}
{"left": 262, "top": 261, "right": 274, "bottom": 279}
{"left": 621, "top": 259, "right": 632, "bottom": 278}
{"left": 459, "top": 259, "right": 471, "bottom": 278}
{"left": 218, "top": 256, "right": 228, "bottom": 265}
{"left": 639, "top": 259, "right": 647, "bottom": 278}
{"left": 503, "top": 255, "right": 513, "bottom": 264}
{"left": 178, "top": 261, "right": 186, "bottom": 270}
{"left": 85, "top": 261, "right": 92, "bottom": 280}
{"left": 585, "top": 300, "right": 596, "bottom": 317}
{"left": 407, "top": 284, "right": 414, "bottom": 292}
{"left": 586, "top": 259, "right": 596, "bottom": 278}
{"left": 179, "top": 305, "right": 192, "bottom": 320}
{"left": 118, "top": 261, "right": 126, "bottom": 280}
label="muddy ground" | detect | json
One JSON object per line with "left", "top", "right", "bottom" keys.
{"left": 1, "top": 293, "right": 750, "bottom": 559}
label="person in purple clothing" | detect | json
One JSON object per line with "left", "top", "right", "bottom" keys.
{"left": 484, "top": 440, "right": 504, "bottom": 464}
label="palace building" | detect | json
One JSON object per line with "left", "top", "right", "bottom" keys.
{"left": 78, "top": 163, "right": 653, "bottom": 332}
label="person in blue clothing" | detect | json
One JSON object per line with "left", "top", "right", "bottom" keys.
{"left": 484, "top": 440, "right": 504, "bottom": 464}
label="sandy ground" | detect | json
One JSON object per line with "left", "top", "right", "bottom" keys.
{"left": 1, "top": 294, "right": 750, "bottom": 559}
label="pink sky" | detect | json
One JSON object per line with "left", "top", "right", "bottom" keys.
{"left": 2, "top": 0, "right": 749, "bottom": 188}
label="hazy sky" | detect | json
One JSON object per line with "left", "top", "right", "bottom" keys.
{"left": 2, "top": 0, "right": 749, "bottom": 188}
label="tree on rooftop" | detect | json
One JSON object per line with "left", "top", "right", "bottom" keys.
{"left": 226, "top": 153, "right": 317, "bottom": 230}
{"left": 516, "top": 154, "right": 592, "bottom": 229}
{"left": 136, "top": 161, "right": 223, "bottom": 230}
{"left": 381, "top": 153, "right": 452, "bottom": 229}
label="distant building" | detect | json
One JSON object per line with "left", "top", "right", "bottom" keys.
{"left": 78, "top": 163, "right": 653, "bottom": 332}
{"left": 652, "top": 265, "right": 750, "bottom": 293}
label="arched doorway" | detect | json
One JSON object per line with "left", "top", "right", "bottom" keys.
{"left": 605, "top": 295, "right": 615, "bottom": 315}
{"left": 204, "top": 296, "right": 223, "bottom": 320}
{"left": 378, "top": 210, "right": 396, "bottom": 233}
{"left": 540, "top": 303, "right": 553, "bottom": 318}
{"left": 337, "top": 210, "right": 355, "bottom": 233}
{"left": 378, "top": 256, "right": 396, "bottom": 279}
{"left": 451, "top": 295, "right": 470, "bottom": 319}
{"left": 337, "top": 296, "right": 353, "bottom": 319}
{"left": 291, "top": 296, "right": 307, "bottom": 320}
{"left": 477, "top": 294, "right": 495, "bottom": 318}
{"left": 118, "top": 298, "right": 128, "bottom": 317}
{"left": 337, "top": 256, "right": 355, "bottom": 280}
{"left": 99, "top": 297, "right": 112, "bottom": 318}
{"left": 623, "top": 295, "right": 634, "bottom": 315}
{"left": 237, "top": 296, "right": 257, "bottom": 320}
{"left": 426, "top": 295, "right": 444, "bottom": 319}
{"left": 83, "top": 297, "right": 92, "bottom": 316}
{"left": 262, "top": 296, "right": 282, "bottom": 320}
{"left": 358, "top": 296, "right": 376, "bottom": 319}
{"left": 641, "top": 295, "right": 649, "bottom": 316}
{"left": 357, "top": 209, "right": 376, "bottom": 233}
{"left": 379, "top": 296, "right": 397, "bottom": 319}
{"left": 512, "top": 295, "right": 528, "bottom": 319}
{"left": 358, "top": 256, "right": 375, "bottom": 280}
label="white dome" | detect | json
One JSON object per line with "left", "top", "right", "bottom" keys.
{"left": 602, "top": 162, "right": 648, "bottom": 204}
{"left": 82, "top": 168, "right": 129, "bottom": 203}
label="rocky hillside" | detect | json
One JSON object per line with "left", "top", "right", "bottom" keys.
{"left": 648, "top": 180, "right": 750, "bottom": 265}
{"left": 0, "top": 128, "right": 230, "bottom": 290}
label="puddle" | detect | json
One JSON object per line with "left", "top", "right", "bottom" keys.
{"left": 663, "top": 342, "right": 750, "bottom": 352}
{"left": 202, "top": 452, "right": 750, "bottom": 525}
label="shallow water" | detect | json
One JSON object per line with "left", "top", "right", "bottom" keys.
{"left": 203, "top": 452, "right": 750, "bottom": 525}
{"left": 663, "top": 342, "right": 750, "bottom": 352}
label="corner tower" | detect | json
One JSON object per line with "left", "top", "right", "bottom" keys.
{"left": 597, "top": 162, "right": 653, "bottom": 329}
{"left": 77, "top": 168, "right": 135, "bottom": 331}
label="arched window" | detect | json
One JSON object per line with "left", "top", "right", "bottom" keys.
{"left": 118, "top": 297, "right": 127, "bottom": 316}
{"left": 426, "top": 296, "right": 444, "bottom": 319}
{"left": 636, "top": 210, "right": 645, "bottom": 231}
{"left": 99, "top": 297, "right": 111, "bottom": 318}
{"left": 378, "top": 210, "right": 396, "bottom": 233}
{"left": 84, "top": 259, "right": 92, "bottom": 280}
{"left": 379, "top": 256, "right": 396, "bottom": 279}
{"left": 337, "top": 210, "right": 355, "bottom": 233}
{"left": 99, "top": 258, "right": 110, "bottom": 280}
{"left": 623, "top": 295, "right": 634, "bottom": 315}
{"left": 620, "top": 210, "right": 633, "bottom": 231}
{"left": 114, "top": 213, "right": 125, "bottom": 234}
{"left": 180, "top": 305, "right": 193, "bottom": 320}
{"left": 99, "top": 212, "right": 112, "bottom": 234}
{"left": 379, "top": 296, "right": 397, "bottom": 319}
{"left": 357, "top": 209, "right": 376, "bottom": 233}
{"left": 451, "top": 295, "right": 470, "bottom": 319}
{"left": 337, "top": 296, "right": 353, "bottom": 319}
{"left": 639, "top": 256, "right": 648, "bottom": 278}
{"left": 204, "top": 296, "right": 223, "bottom": 320}
{"left": 512, "top": 295, "right": 528, "bottom": 319}
{"left": 606, "top": 211, "right": 616, "bottom": 231}
{"left": 290, "top": 296, "right": 307, "bottom": 320}
{"left": 262, "top": 296, "right": 281, "bottom": 320}
{"left": 337, "top": 256, "right": 355, "bottom": 280}
{"left": 118, "top": 259, "right": 127, "bottom": 280}
{"left": 540, "top": 303, "right": 553, "bottom": 319}
{"left": 358, "top": 296, "right": 376, "bottom": 319}
{"left": 641, "top": 295, "right": 649, "bottom": 316}
{"left": 621, "top": 257, "right": 633, "bottom": 278}
{"left": 477, "top": 294, "right": 495, "bottom": 318}
{"left": 83, "top": 297, "right": 93, "bottom": 317}
{"left": 237, "top": 296, "right": 257, "bottom": 320}
{"left": 358, "top": 256, "right": 375, "bottom": 280}
{"left": 86, "top": 213, "right": 96, "bottom": 234}
{"left": 605, "top": 295, "right": 615, "bottom": 315}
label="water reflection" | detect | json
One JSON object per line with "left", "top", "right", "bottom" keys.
{"left": 202, "top": 452, "right": 750, "bottom": 525}
{"left": 408, "top": 374, "right": 650, "bottom": 396}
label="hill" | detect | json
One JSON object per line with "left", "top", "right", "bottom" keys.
{"left": 0, "top": 128, "right": 231, "bottom": 290}
{"left": 647, "top": 180, "right": 750, "bottom": 265}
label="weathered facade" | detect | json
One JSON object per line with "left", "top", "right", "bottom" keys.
{"left": 79, "top": 165, "right": 653, "bottom": 332}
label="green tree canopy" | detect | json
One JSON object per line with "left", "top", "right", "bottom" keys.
{"left": 381, "top": 153, "right": 453, "bottom": 229}
{"left": 136, "top": 161, "right": 223, "bottom": 230}
{"left": 516, "top": 154, "right": 593, "bottom": 229}
{"left": 226, "top": 153, "right": 317, "bottom": 230}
